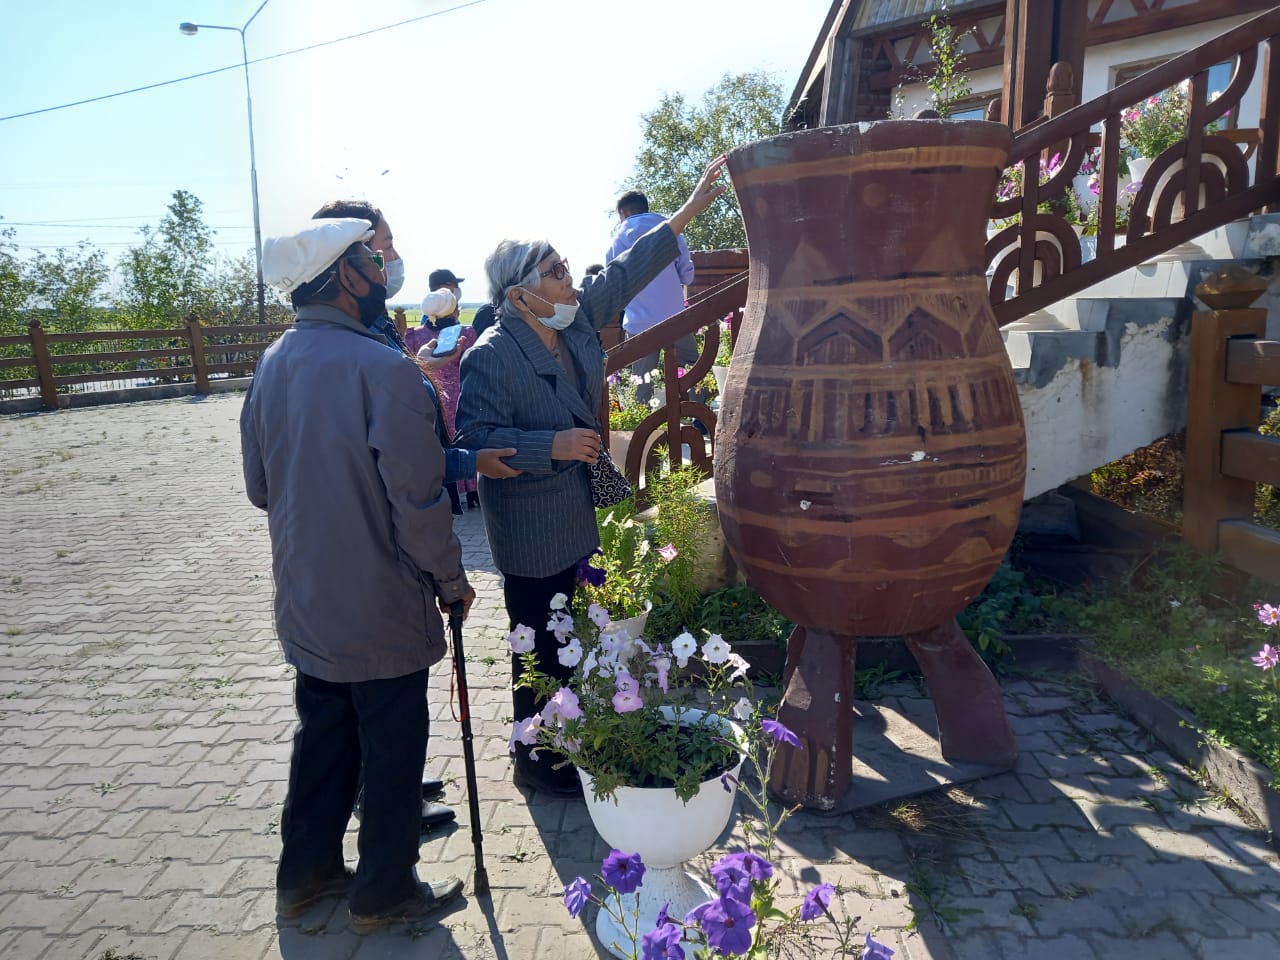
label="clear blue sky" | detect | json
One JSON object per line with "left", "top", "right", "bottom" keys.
{"left": 0, "top": 0, "right": 832, "bottom": 306}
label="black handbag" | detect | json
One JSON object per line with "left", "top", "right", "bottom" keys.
{"left": 588, "top": 446, "right": 632, "bottom": 508}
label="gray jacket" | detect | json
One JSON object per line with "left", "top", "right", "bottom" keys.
{"left": 454, "top": 222, "right": 680, "bottom": 578}
{"left": 240, "top": 303, "right": 469, "bottom": 683}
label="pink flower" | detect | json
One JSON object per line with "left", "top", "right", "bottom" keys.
{"left": 1252, "top": 644, "right": 1279, "bottom": 670}
{"left": 653, "top": 655, "right": 671, "bottom": 692}
{"left": 612, "top": 688, "right": 644, "bottom": 713}
{"left": 509, "top": 714, "right": 542, "bottom": 752}
{"left": 507, "top": 624, "right": 536, "bottom": 654}
{"left": 548, "top": 687, "right": 582, "bottom": 721}
{"left": 1256, "top": 603, "right": 1280, "bottom": 626}
{"left": 658, "top": 543, "right": 678, "bottom": 563}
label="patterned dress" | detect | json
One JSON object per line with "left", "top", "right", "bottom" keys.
{"left": 406, "top": 321, "right": 479, "bottom": 494}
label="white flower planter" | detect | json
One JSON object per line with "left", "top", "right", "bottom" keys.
{"left": 711, "top": 364, "right": 729, "bottom": 397}
{"left": 580, "top": 707, "right": 744, "bottom": 959}
{"left": 1128, "top": 155, "right": 1153, "bottom": 188}
{"left": 1072, "top": 174, "right": 1097, "bottom": 215}
{"left": 606, "top": 607, "right": 649, "bottom": 642}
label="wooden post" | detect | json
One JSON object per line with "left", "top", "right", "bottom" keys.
{"left": 1002, "top": 0, "right": 1087, "bottom": 128}
{"left": 186, "top": 314, "right": 210, "bottom": 393}
{"left": 1182, "top": 272, "right": 1266, "bottom": 553}
{"left": 28, "top": 319, "right": 58, "bottom": 410}
{"left": 820, "top": 34, "right": 860, "bottom": 126}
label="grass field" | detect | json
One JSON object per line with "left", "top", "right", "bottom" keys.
{"left": 395, "top": 307, "right": 478, "bottom": 327}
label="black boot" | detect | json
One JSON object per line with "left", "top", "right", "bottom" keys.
{"left": 465, "top": 491, "right": 480, "bottom": 510}
{"left": 446, "top": 482, "right": 462, "bottom": 516}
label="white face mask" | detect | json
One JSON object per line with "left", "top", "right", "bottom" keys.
{"left": 522, "top": 290, "right": 579, "bottom": 331}
{"left": 384, "top": 258, "right": 405, "bottom": 298}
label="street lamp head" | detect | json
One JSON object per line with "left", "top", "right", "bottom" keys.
{"left": 178, "top": 22, "right": 199, "bottom": 35}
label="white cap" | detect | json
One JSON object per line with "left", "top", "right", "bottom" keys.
{"left": 262, "top": 218, "right": 374, "bottom": 294}
{"left": 421, "top": 289, "right": 457, "bottom": 320}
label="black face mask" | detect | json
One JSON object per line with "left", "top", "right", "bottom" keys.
{"left": 434, "top": 315, "right": 458, "bottom": 329}
{"left": 345, "top": 268, "right": 388, "bottom": 328}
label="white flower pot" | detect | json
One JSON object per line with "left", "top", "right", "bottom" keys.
{"left": 580, "top": 707, "right": 744, "bottom": 959}
{"left": 711, "top": 364, "right": 729, "bottom": 396}
{"left": 606, "top": 608, "right": 649, "bottom": 641}
{"left": 1128, "top": 155, "right": 1153, "bottom": 188}
{"left": 1072, "top": 174, "right": 1097, "bottom": 215}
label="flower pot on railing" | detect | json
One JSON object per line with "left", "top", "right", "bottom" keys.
{"left": 1128, "top": 156, "right": 1154, "bottom": 189}
{"left": 1072, "top": 174, "right": 1097, "bottom": 215}
{"left": 711, "top": 364, "right": 729, "bottom": 397}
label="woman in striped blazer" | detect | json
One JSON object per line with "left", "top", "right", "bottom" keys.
{"left": 455, "top": 156, "right": 727, "bottom": 795}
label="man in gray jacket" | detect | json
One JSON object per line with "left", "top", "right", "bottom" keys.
{"left": 241, "top": 216, "right": 473, "bottom": 931}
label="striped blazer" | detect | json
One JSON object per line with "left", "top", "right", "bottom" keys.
{"left": 455, "top": 223, "right": 680, "bottom": 578}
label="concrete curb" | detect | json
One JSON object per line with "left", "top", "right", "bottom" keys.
{"left": 1082, "top": 654, "right": 1279, "bottom": 844}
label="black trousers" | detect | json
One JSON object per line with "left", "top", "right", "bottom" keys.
{"left": 503, "top": 566, "right": 578, "bottom": 787}
{"left": 277, "top": 668, "right": 428, "bottom": 914}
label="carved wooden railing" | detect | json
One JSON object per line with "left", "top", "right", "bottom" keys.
{"left": 599, "top": 272, "right": 747, "bottom": 497}
{"left": 987, "top": 6, "right": 1280, "bottom": 325}
{"left": 0, "top": 317, "right": 289, "bottom": 409}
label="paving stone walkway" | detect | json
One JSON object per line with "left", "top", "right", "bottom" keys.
{"left": 1, "top": 394, "right": 1278, "bottom": 960}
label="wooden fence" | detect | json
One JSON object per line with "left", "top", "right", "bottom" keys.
{"left": 0, "top": 317, "right": 291, "bottom": 409}
{"left": 1183, "top": 284, "right": 1280, "bottom": 585}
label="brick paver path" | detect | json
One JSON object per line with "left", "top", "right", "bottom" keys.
{"left": 1, "top": 394, "right": 1278, "bottom": 959}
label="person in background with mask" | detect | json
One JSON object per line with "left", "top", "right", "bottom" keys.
{"left": 241, "top": 217, "right": 470, "bottom": 931}
{"left": 408, "top": 287, "right": 479, "bottom": 514}
{"left": 453, "top": 156, "right": 728, "bottom": 797}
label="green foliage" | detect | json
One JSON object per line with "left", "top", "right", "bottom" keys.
{"left": 957, "top": 562, "right": 1055, "bottom": 664}
{"left": 1121, "top": 85, "right": 1189, "bottom": 159}
{"left": 27, "top": 241, "right": 110, "bottom": 333}
{"left": 924, "top": 2, "right": 971, "bottom": 118}
{"left": 627, "top": 71, "right": 786, "bottom": 251}
{"left": 581, "top": 500, "right": 663, "bottom": 620}
{"left": 646, "top": 464, "right": 714, "bottom": 623}
{"left": 116, "top": 189, "right": 215, "bottom": 327}
{"left": 1066, "top": 544, "right": 1280, "bottom": 781}
{"left": 695, "top": 583, "right": 791, "bottom": 647}
{"left": 1257, "top": 402, "right": 1280, "bottom": 530}
{"left": 606, "top": 370, "right": 653, "bottom": 431}
{"left": 0, "top": 223, "right": 34, "bottom": 336}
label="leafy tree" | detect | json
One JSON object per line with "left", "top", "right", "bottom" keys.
{"left": 28, "top": 241, "right": 110, "bottom": 333}
{"left": 116, "top": 189, "right": 216, "bottom": 328}
{"left": 625, "top": 71, "right": 786, "bottom": 251}
{"left": 0, "top": 223, "right": 34, "bottom": 337}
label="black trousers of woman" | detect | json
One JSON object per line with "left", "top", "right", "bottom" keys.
{"left": 503, "top": 565, "right": 581, "bottom": 794}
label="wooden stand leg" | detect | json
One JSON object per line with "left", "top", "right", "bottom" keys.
{"left": 903, "top": 617, "right": 1018, "bottom": 768}
{"left": 768, "top": 626, "right": 856, "bottom": 811}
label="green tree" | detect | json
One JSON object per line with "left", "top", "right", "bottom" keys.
{"left": 116, "top": 189, "right": 216, "bottom": 327}
{"left": 625, "top": 71, "right": 786, "bottom": 251}
{"left": 0, "top": 223, "right": 34, "bottom": 337}
{"left": 28, "top": 241, "right": 110, "bottom": 332}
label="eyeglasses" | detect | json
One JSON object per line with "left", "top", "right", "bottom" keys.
{"left": 347, "top": 251, "right": 385, "bottom": 271}
{"left": 539, "top": 259, "right": 570, "bottom": 281}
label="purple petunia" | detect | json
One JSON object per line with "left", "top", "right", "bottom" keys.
{"left": 602, "top": 849, "right": 646, "bottom": 895}
{"left": 698, "top": 895, "right": 755, "bottom": 955}
{"left": 709, "top": 854, "right": 752, "bottom": 901}
{"left": 761, "top": 718, "right": 801, "bottom": 748}
{"left": 800, "top": 882, "right": 834, "bottom": 921}
{"left": 563, "top": 876, "right": 591, "bottom": 919}
{"left": 640, "top": 923, "right": 684, "bottom": 960}
{"left": 864, "top": 933, "right": 895, "bottom": 959}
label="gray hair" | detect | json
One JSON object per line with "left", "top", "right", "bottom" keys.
{"left": 485, "top": 239, "right": 555, "bottom": 312}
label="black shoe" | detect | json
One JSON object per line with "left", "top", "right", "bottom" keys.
{"left": 451, "top": 506, "right": 464, "bottom": 516}
{"left": 421, "top": 778, "right": 445, "bottom": 802}
{"left": 465, "top": 492, "right": 480, "bottom": 510}
{"left": 350, "top": 876, "right": 464, "bottom": 934}
{"left": 276, "top": 868, "right": 354, "bottom": 919}
{"left": 421, "top": 801, "right": 456, "bottom": 832}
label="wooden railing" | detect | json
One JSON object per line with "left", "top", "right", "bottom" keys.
{"left": 1183, "top": 281, "right": 1280, "bottom": 584}
{"left": 0, "top": 317, "right": 290, "bottom": 409}
{"left": 599, "top": 271, "right": 748, "bottom": 496}
{"left": 987, "top": 6, "right": 1280, "bottom": 325}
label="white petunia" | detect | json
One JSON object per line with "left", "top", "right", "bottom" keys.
{"left": 702, "top": 633, "right": 731, "bottom": 664}
{"left": 732, "top": 697, "right": 753, "bottom": 721}
{"left": 671, "top": 631, "right": 697, "bottom": 668}
{"left": 506, "top": 624, "right": 536, "bottom": 654}
{"left": 725, "top": 652, "right": 751, "bottom": 681}
{"left": 557, "top": 638, "right": 583, "bottom": 668}
{"left": 588, "top": 603, "right": 612, "bottom": 629}
{"left": 549, "top": 592, "right": 568, "bottom": 610}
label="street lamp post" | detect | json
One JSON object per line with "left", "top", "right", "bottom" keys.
{"left": 180, "top": 0, "right": 272, "bottom": 324}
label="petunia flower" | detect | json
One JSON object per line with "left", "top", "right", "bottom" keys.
{"left": 725, "top": 652, "right": 750, "bottom": 681}
{"left": 701, "top": 633, "right": 730, "bottom": 664}
{"left": 549, "top": 592, "right": 568, "bottom": 610}
{"left": 658, "top": 543, "right": 679, "bottom": 562}
{"left": 671, "top": 631, "right": 697, "bottom": 668}
{"left": 761, "top": 718, "right": 801, "bottom": 748}
{"left": 800, "top": 882, "right": 834, "bottom": 921}
{"left": 654, "top": 655, "right": 671, "bottom": 693}
{"left": 864, "top": 932, "right": 896, "bottom": 959}
{"left": 557, "top": 638, "right": 584, "bottom": 668}
{"left": 508, "top": 714, "right": 542, "bottom": 752}
{"left": 698, "top": 895, "right": 755, "bottom": 954}
{"left": 563, "top": 876, "right": 591, "bottom": 918}
{"left": 613, "top": 687, "right": 644, "bottom": 713}
{"left": 640, "top": 923, "right": 684, "bottom": 960}
{"left": 709, "top": 853, "right": 752, "bottom": 901}
{"left": 588, "top": 602, "right": 612, "bottom": 628}
{"left": 548, "top": 687, "right": 581, "bottom": 721}
{"left": 602, "top": 850, "right": 646, "bottom": 894}
{"left": 732, "top": 696, "right": 753, "bottom": 721}
{"left": 506, "top": 624, "right": 536, "bottom": 654}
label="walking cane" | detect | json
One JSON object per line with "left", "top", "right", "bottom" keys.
{"left": 449, "top": 600, "right": 490, "bottom": 895}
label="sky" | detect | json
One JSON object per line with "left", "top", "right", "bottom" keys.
{"left": 0, "top": 0, "right": 833, "bottom": 307}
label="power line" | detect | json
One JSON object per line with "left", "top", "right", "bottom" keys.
{"left": 4, "top": 221, "right": 253, "bottom": 230}
{"left": 0, "top": 0, "right": 489, "bottom": 123}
